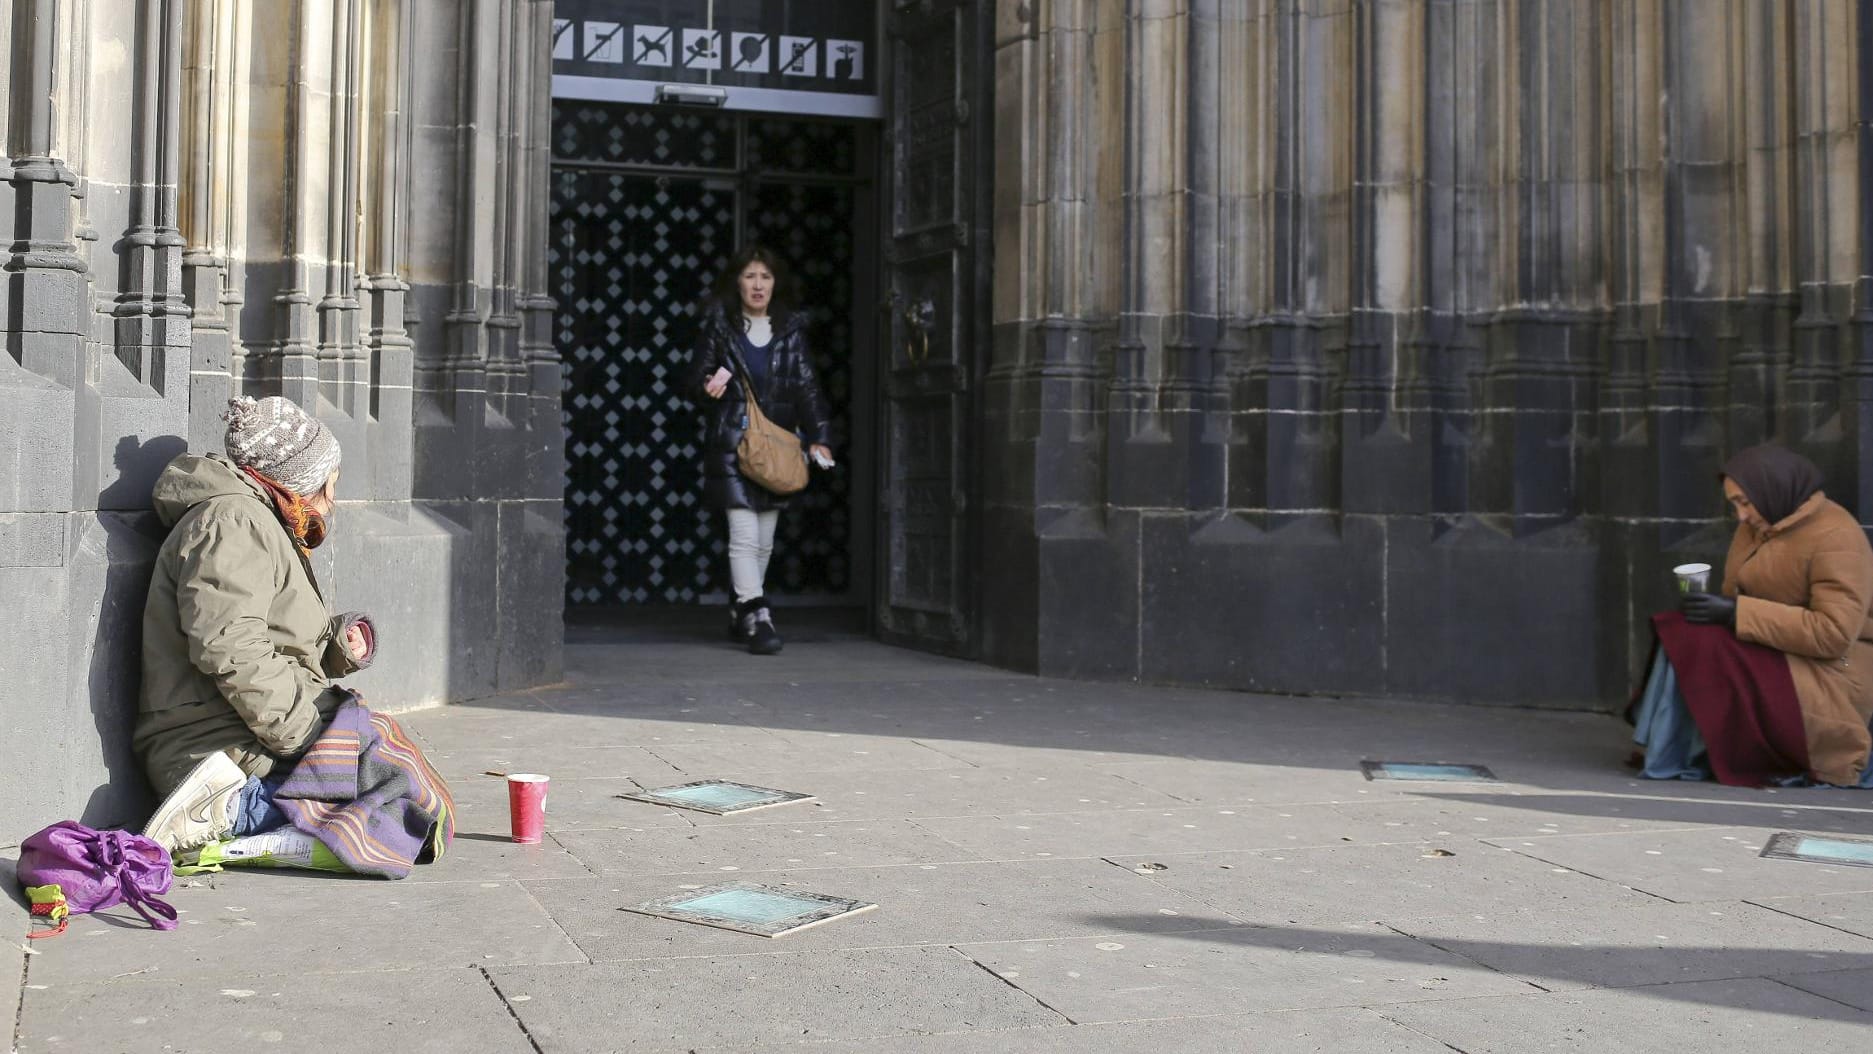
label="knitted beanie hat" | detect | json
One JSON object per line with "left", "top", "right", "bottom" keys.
{"left": 222, "top": 396, "right": 342, "bottom": 496}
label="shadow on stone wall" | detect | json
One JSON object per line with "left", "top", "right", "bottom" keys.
{"left": 80, "top": 435, "right": 186, "bottom": 829}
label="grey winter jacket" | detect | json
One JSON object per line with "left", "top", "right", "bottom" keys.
{"left": 134, "top": 454, "right": 357, "bottom": 796}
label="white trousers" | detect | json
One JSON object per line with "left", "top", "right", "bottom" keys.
{"left": 726, "top": 508, "right": 780, "bottom": 603}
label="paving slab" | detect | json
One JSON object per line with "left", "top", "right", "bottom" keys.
{"left": 426, "top": 744, "right": 687, "bottom": 783}
{"left": 1775, "top": 967, "right": 1873, "bottom": 1012}
{"left": 3, "top": 892, "right": 24, "bottom": 1052}
{"left": 15, "top": 966, "right": 533, "bottom": 1054}
{"left": 564, "top": 640, "right": 1006, "bottom": 686}
{"left": 1385, "top": 900, "right": 1873, "bottom": 990}
{"left": 643, "top": 732, "right": 971, "bottom": 775}
{"left": 1749, "top": 890, "right": 1873, "bottom": 940}
{"left": 446, "top": 773, "right": 702, "bottom": 835}
{"left": 899, "top": 730, "right": 1367, "bottom": 771}
{"left": 26, "top": 625, "right": 1873, "bottom": 1052}
{"left": 395, "top": 825, "right": 595, "bottom": 884}
{"left": 952, "top": 924, "right": 1535, "bottom": 1023}
{"left": 1331, "top": 790, "right": 1873, "bottom": 840}
{"left": 552, "top": 818, "right": 987, "bottom": 875}
{"left": 405, "top": 708, "right": 771, "bottom": 753}
{"left": 26, "top": 872, "right": 585, "bottom": 985}
{"left": 1378, "top": 978, "right": 1873, "bottom": 1051}
{"left": 490, "top": 946, "right": 1061, "bottom": 1051}
{"left": 638, "top": 766, "right": 1189, "bottom": 823}
{"left": 1121, "top": 840, "right": 1657, "bottom": 927}
{"left": 523, "top": 859, "right": 1240, "bottom": 962}
{"left": 716, "top": 1007, "right": 1458, "bottom": 1053}
{"left": 911, "top": 802, "right": 1440, "bottom": 860}
{"left": 1085, "top": 757, "right": 1428, "bottom": 806}
{"left": 527, "top": 680, "right": 771, "bottom": 713}
{"left": 1483, "top": 827, "right": 1873, "bottom": 902}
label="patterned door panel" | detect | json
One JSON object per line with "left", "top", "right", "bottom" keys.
{"left": 551, "top": 103, "right": 866, "bottom": 608}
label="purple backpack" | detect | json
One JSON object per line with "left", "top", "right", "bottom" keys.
{"left": 17, "top": 821, "right": 177, "bottom": 931}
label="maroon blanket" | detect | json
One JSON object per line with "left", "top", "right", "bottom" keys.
{"left": 1652, "top": 612, "right": 1809, "bottom": 786}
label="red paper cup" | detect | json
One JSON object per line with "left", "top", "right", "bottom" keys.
{"left": 507, "top": 773, "right": 550, "bottom": 844}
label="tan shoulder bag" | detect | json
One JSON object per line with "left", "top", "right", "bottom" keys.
{"left": 731, "top": 358, "right": 808, "bottom": 495}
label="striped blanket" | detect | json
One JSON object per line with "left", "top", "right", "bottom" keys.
{"left": 273, "top": 693, "right": 455, "bottom": 878}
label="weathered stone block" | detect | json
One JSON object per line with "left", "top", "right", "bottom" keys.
{"left": 0, "top": 374, "right": 77, "bottom": 512}
{"left": 64, "top": 511, "right": 167, "bottom": 828}
{"left": 1140, "top": 513, "right": 1388, "bottom": 696}
{"left": 319, "top": 500, "right": 484, "bottom": 709}
{"left": 1385, "top": 517, "right": 1601, "bottom": 705}
{"left": 496, "top": 499, "right": 566, "bottom": 693}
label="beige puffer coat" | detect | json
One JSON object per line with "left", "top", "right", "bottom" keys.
{"left": 1724, "top": 491, "right": 1873, "bottom": 786}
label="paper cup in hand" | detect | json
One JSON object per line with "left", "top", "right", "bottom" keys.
{"left": 1672, "top": 562, "right": 1712, "bottom": 594}
{"left": 507, "top": 773, "right": 550, "bottom": 844}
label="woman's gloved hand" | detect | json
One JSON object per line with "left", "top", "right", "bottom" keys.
{"left": 1680, "top": 592, "right": 1737, "bottom": 627}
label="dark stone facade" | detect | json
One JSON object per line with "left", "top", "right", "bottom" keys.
{"left": 978, "top": 0, "right": 1873, "bottom": 708}
{"left": 0, "top": 1, "right": 562, "bottom": 841}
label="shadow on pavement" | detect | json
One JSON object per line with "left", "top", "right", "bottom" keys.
{"left": 1411, "top": 790, "right": 1873, "bottom": 836}
{"left": 424, "top": 625, "right": 1873, "bottom": 832}
{"left": 1083, "top": 913, "right": 1873, "bottom": 1023}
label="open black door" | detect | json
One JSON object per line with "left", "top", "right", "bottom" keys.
{"left": 875, "top": 0, "right": 990, "bottom": 655}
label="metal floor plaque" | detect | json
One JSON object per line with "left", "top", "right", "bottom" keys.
{"left": 1761, "top": 832, "right": 1873, "bottom": 868}
{"left": 627, "top": 883, "right": 877, "bottom": 938}
{"left": 617, "top": 779, "right": 816, "bottom": 815}
{"left": 1361, "top": 761, "right": 1499, "bottom": 783}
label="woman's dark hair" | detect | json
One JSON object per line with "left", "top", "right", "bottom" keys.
{"left": 713, "top": 245, "right": 794, "bottom": 333}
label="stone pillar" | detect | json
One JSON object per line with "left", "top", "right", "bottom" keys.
{"left": 316, "top": 0, "right": 366, "bottom": 414}
{"left": 1106, "top": 0, "right": 1188, "bottom": 508}
{"left": 1849, "top": 0, "right": 1873, "bottom": 520}
{"left": 1339, "top": 0, "right": 1422, "bottom": 515}
{"left": 360, "top": 0, "right": 416, "bottom": 501}
{"left": 5, "top": 0, "right": 86, "bottom": 397}
{"left": 1785, "top": 0, "right": 1857, "bottom": 467}
{"left": 990, "top": 0, "right": 1871, "bottom": 705}
{"left": 182, "top": 0, "right": 241, "bottom": 449}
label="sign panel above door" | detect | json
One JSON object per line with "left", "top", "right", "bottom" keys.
{"left": 553, "top": 0, "right": 882, "bottom": 119}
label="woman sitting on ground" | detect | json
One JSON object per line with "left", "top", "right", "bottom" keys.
{"left": 137, "top": 396, "right": 377, "bottom": 852}
{"left": 1636, "top": 444, "right": 1873, "bottom": 788}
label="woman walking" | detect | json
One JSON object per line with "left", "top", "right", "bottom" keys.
{"left": 687, "top": 246, "right": 833, "bottom": 655}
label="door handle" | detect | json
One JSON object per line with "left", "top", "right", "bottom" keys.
{"left": 899, "top": 296, "right": 935, "bottom": 365}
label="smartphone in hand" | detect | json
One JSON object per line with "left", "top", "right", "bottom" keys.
{"left": 706, "top": 366, "right": 732, "bottom": 397}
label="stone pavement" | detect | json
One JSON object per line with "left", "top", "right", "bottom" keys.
{"left": 8, "top": 629, "right": 1873, "bottom": 1053}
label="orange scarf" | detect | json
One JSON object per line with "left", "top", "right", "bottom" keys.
{"left": 242, "top": 466, "right": 327, "bottom": 553}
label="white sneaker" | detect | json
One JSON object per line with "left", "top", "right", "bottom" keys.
{"left": 142, "top": 752, "right": 245, "bottom": 853}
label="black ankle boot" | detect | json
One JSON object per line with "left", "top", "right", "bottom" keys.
{"left": 745, "top": 596, "right": 783, "bottom": 656}
{"left": 728, "top": 601, "right": 751, "bottom": 642}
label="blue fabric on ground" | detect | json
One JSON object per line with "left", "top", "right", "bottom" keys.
{"left": 1633, "top": 651, "right": 1714, "bottom": 781}
{"left": 231, "top": 775, "right": 287, "bottom": 836}
{"left": 1768, "top": 760, "right": 1873, "bottom": 793}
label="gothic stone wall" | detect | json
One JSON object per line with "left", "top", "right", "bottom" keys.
{"left": 0, "top": 0, "right": 562, "bottom": 842}
{"left": 984, "top": 0, "right": 1873, "bottom": 707}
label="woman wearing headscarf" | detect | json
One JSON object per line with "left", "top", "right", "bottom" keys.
{"left": 1635, "top": 444, "right": 1873, "bottom": 787}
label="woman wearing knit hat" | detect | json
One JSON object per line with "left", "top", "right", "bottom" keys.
{"left": 136, "top": 396, "right": 378, "bottom": 853}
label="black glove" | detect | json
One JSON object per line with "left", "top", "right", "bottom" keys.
{"left": 1680, "top": 592, "right": 1736, "bottom": 627}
